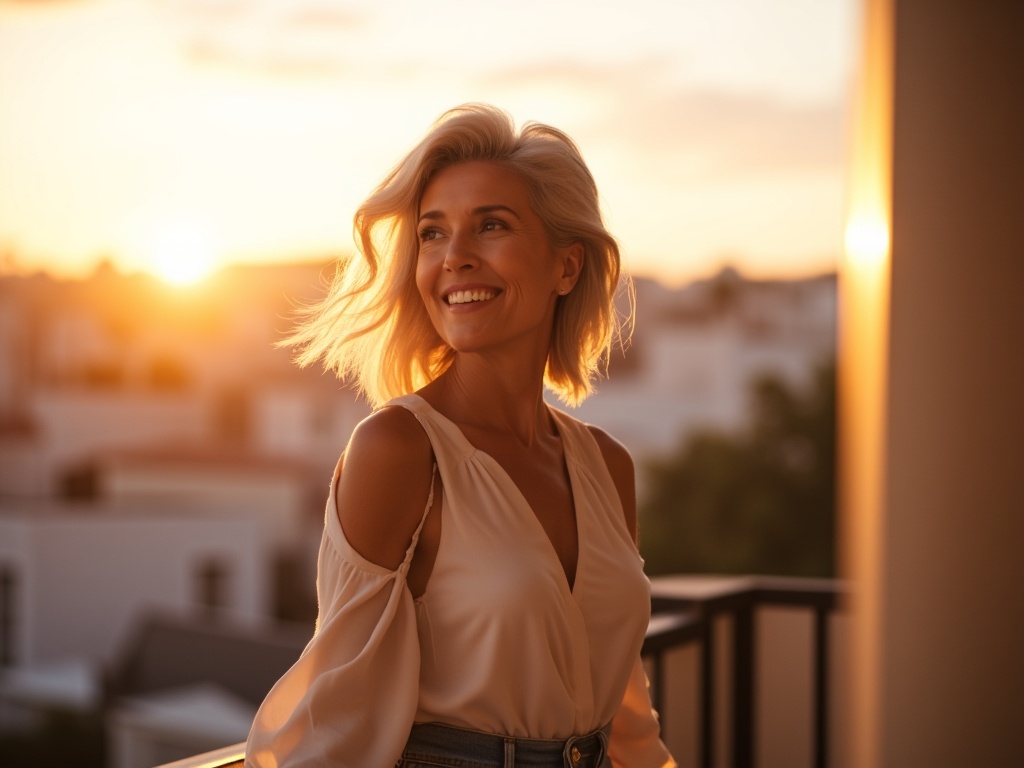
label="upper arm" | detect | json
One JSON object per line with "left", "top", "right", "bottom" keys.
{"left": 336, "top": 406, "right": 435, "bottom": 571}
{"left": 587, "top": 425, "right": 638, "bottom": 545}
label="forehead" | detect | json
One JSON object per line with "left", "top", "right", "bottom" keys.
{"left": 419, "top": 161, "right": 531, "bottom": 213}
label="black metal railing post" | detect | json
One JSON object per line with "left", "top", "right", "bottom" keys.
{"left": 732, "top": 596, "right": 755, "bottom": 768}
{"left": 699, "top": 608, "right": 716, "bottom": 768}
{"left": 813, "top": 604, "right": 831, "bottom": 768}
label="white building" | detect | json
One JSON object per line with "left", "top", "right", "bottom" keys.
{"left": 0, "top": 502, "right": 270, "bottom": 668}
{"left": 96, "top": 447, "right": 320, "bottom": 555}
{"left": 572, "top": 274, "right": 836, "bottom": 468}
{"left": 250, "top": 383, "right": 371, "bottom": 479}
{"left": 0, "top": 390, "right": 210, "bottom": 498}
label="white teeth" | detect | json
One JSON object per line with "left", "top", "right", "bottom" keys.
{"left": 447, "top": 289, "right": 496, "bottom": 305}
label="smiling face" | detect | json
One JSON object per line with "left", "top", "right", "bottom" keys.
{"left": 415, "top": 161, "right": 582, "bottom": 360}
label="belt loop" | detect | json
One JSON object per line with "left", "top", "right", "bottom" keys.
{"left": 596, "top": 728, "right": 609, "bottom": 765}
{"left": 503, "top": 735, "right": 515, "bottom": 767}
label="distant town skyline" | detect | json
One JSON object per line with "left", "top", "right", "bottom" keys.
{"left": 0, "top": 0, "right": 856, "bottom": 286}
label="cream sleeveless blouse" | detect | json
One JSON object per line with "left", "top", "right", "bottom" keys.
{"left": 246, "top": 395, "right": 676, "bottom": 768}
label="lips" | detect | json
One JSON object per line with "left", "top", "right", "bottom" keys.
{"left": 446, "top": 288, "right": 498, "bottom": 305}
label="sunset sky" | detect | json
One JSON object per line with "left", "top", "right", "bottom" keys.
{"left": 0, "top": 0, "right": 856, "bottom": 285}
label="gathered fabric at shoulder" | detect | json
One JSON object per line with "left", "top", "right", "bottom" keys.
{"left": 245, "top": 461, "right": 433, "bottom": 768}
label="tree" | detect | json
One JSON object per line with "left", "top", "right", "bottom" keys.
{"left": 639, "top": 364, "right": 836, "bottom": 577}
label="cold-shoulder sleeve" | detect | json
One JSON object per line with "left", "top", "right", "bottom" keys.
{"left": 245, "top": 465, "right": 433, "bottom": 768}
{"left": 608, "top": 655, "right": 678, "bottom": 768}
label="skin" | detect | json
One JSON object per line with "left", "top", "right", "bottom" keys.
{"left": 336, "top": 161, "right": 637, "bottom": 598}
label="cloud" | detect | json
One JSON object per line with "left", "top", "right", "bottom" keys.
{"left": 164, "top": 0, "right": 368, "bottom": 78}
{"left": 280, "top": 5, "right": 363, "bottom": 30}
{"left": 482, "top": 58, "right": 846, "bottom": 181}
{"left": 614, "top": 87, "right": 845, "bottom": 176}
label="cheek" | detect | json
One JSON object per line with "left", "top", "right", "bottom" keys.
{"left": 414, "top": 254, "right": 433, "bottom": 303}
{"left": 415, "top": 257, "right": 448, "bottom": 336}
{"left": 506, "top": 259, "right": 558, "bottom": 300}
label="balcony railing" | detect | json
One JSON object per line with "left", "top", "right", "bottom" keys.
{"left": 158, "top": 743, "right": 244, "bottom": 768}
{"left": 644, "top": 575, "right": 842, "bottom": 768}
{"left": 158, "top": 575, "right": 841, "bottom": 768}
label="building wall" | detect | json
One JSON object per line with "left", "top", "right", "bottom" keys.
{"left": 252, "top": 385, "right": 370, "bottom": 471}
{"left": 841, "top": 1, "right": 1024, "bottom": 766}
{"left": 881, "top": 1, "right": 1024, "bottom": 764}
{"left": 0, "top": 512, "right": 269, "bottom": 666}
{"left": 0, "top": 391, "right": 210, "bottom": 497}
{"left": 101, "top": 464, "right": 311, "bottom": 549}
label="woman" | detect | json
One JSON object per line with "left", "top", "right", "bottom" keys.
{"left": 246, "top": 104, "right": 677, "bottom": 768}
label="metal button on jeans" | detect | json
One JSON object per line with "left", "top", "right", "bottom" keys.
{"left": 570, "top": 745, "right": 582, "bottom": 764}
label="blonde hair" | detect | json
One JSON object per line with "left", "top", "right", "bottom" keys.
{"left": 286, "top": 104, "right": 631, "bottom": 407}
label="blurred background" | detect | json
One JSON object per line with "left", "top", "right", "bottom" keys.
{"left": 13, "top": 1, "right": 1016, "bottom": 767}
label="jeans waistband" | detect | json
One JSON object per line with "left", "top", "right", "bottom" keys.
{"left": 402, "top": 722, "right": 611, "bottom": 768}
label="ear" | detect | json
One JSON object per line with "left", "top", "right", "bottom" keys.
{"left": 557, "top": 242, "right": 584, "bottom": 293}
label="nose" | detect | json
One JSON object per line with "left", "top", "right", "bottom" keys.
{"left": 442, "top": 230, "right": 478, "bottom": 272}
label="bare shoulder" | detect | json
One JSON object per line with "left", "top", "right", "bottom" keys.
{"left": 347, "top": 404, "right": 433, "bottom": 467}
{"left": 336, "top": 405, "right": 435, "bottom": 570}
{"left": 586, "top": 424, "right": 638, "bottom": 543}
{"left": 586, "top": 424, "right": 635, "bottom": 479}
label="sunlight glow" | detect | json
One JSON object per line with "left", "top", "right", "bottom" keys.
{"left": 150, "top": 223, "right": 218, "bottom": 286}
{"left": 844, "top": 215, "right": 890, "bottom": 269}
{"left": 0, "top": 0, "right": 855, "bottom": 284}
{"left": 838, "top": 0, "right": 893, "bottom": 764}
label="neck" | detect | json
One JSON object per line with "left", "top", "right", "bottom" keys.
{"left": 421, "top": 355, "right": 555, "bottom": 447}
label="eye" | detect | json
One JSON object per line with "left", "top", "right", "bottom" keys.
{"left": 481, "top": 218, "right": 507, "bottom": 233}
{"left": 418, "top": 227, "right": 443, "bottom": 242}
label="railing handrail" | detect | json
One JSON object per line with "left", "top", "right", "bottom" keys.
{"left": 156, "top": 742, "right": 245, "bottom": 768}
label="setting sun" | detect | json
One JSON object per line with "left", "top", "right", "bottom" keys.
{"left": 150, "top": 224, "right": 218, "bottom": 286}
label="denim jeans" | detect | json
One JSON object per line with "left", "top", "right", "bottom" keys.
{"left": 398, "top": 722, "right": 611, "bottom": 768}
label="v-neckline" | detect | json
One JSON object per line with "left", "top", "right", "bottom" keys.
{"left": 408, "top": 394, "right": 582, "bottom": 596}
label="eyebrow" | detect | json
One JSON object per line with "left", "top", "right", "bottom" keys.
{"left": 417, "top": 204, "right": 523, "bottom": 224}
